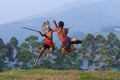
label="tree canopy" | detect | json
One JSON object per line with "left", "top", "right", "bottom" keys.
{"left": 0, "top": 33, "right": 120, "bottom": 71}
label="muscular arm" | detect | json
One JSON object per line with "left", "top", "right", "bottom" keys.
{"left": 52, "top": 27, "right": 58, "bottom": 32}
{"left": 44, "top": 34, "right": 50, "bottom": 40}
{"left": 39, "top": 31, "right": 51, "bottom": 40}
{"left": 37, "top": 31, "right": 44, "bottom": 37}
{"left": 52, "top": 20, "right": 59, "bottom": 32}
{"left": 37, "top": 29, "right": 53, "bottom": 41}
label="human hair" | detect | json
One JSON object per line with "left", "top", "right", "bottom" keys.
{"left": 58, "top": 21, "right": 64, "bottom": 28}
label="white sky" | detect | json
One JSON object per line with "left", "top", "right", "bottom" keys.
{"left": 0, "top": 0, "right": 103, "bottom": 24}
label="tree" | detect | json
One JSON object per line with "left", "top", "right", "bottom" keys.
{"left": 10, "top": 37, "right": 18, "bottom": 46}
{"left": 106, "top": 32, "right": 120, "bottom": 70}
{"left": 25, "top": 35, "right": 42, "bottom": 55}
{"left": 15, "top": 50, "right": 34, "bottom": 69}
{"left": 15, "top": 35, "right": 43, "bottom": 69}
{"left": 95, "top": 34, "right": 108, "bottom": 70}
{"left": 5, "top": 37, "right": 19, "bottom": 61}
{"left": 0, "top": 38, "right": 5, "bottom": 49}
{"left": 0, "top": 38, "right": 6, "bottom": 55}
{"left": 25, "top": 35, "right": 38, "bottom": 43}
{"left": 20, "top": 42, "right": 29, "bottom": 51}
{"left": 79, "top": 33, "right": 96, "bottom": 70}
{"left": 0, "top": 38, "right": 5, "bottom": 71}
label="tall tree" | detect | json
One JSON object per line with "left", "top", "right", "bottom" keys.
{"left": 95, "top": 34, "right": 108, "bottom": 70}
{"left": 6, "top": 37, "right": 19, "bottom": 61}
{"left": 106, "top": 32, "right": 120, "bottom": 70}
{"left": 10, "top": 37, "right": 18, "bottom": 46}
{"left": 0, "top": 38, "right": 5, "bottom": 71}
{"left": 15, "top": 50, "right": 34, "bottom": 69}
{"left": 79, "top": 33, "right": 96, "bottom": 70}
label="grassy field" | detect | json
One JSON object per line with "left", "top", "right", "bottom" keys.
{"left": 0, "top": 69, "right": 120, "bottom": 80}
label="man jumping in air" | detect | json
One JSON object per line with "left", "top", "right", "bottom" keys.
{"left": 34, "top": 21, "right": 54, "bottom": 67}
{"left": 52, "top": 20, "right": 82, "bottom": 55}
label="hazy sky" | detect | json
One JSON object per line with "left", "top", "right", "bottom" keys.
{"left": 0, "top": 0, "right": 103, "bottom": 25}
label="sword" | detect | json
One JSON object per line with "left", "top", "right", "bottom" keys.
{"left": 21, "top": 27, "right": 45, "bottom": 37}
{"left": 21, "top": 27, "right": 40, "bottom": 32}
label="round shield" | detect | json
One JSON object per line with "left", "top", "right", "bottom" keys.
{"left": 42, "top": 21, "right": 50, "bottom": 34}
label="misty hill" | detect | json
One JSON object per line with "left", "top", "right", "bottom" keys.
{"left": 0, "top": 0, "right": 120, "bottom": 43}
{"left": 54, "top": 0, "right": 120, "bottom": 32}
{"left": 0, "top": 17, "right": 85, "bottom": 45}
{"left": 0, "top": 17, "right": 44, "bottom": 43}
{"left": 97, "top": 26, "right": 120, "bottom": 39}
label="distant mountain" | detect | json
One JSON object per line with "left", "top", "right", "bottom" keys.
{"left": 95, "top": 26, "right": 120, "bottom": 39}
{"left": 0, "top": 0, "right": 120, "bottom": 43}
{"left": 53, "top": 0, "right": 120, "bottom": 32}
{"left": 0, "top": 17, "right": 85, "bottom": 45}
{"left": 0, "top": 17, "right": 46, "bottom": 43}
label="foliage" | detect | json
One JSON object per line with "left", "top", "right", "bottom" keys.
{"left": 1, "top": 32, "right": 120, "bottom": 71}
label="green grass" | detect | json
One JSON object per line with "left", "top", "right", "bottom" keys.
{"left": 0, "top": 69, "right": 120, "bottom": 80}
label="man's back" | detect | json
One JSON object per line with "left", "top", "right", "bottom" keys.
{"left": 53, "top": 20, "right": 69, "bottom": 42}
{"left": 53, "top": 27, "right": 67, "bottom": 42}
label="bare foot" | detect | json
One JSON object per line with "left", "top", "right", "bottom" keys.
{"left": 71, "top": 47, "right": 77, "bottom": 51}
{"left": 44, "top": 53, "right": 47, "bottom": 57}
{"left": 33, "top": 62, "right": 38, "bottom": 67}
{"left": 63, "top": 47, "right": 76, "bottom": 55}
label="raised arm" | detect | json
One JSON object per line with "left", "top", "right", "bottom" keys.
{"left": 53, "top": 20, "right": 58, "bottom": 28}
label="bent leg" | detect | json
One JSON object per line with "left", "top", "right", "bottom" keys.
{"left": 62, "top": 47, "right": 67, "bottom": 55}
{"left": 62, "top": 46, "right": 76, "bottom": 55}
{"left": 71, "top": 38, "right": 82, "bottom": 44}
{"left": 44, "top": 46, "right": 54, "bottom": 57}
{"left": 34, "top": 47, "right": 45, "bottom": 67}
